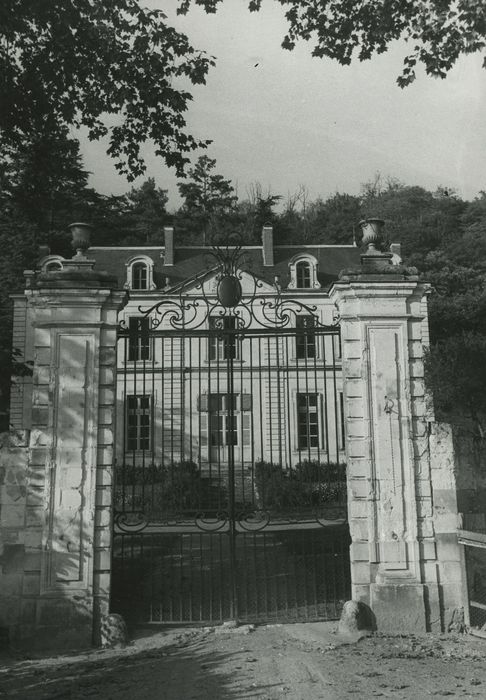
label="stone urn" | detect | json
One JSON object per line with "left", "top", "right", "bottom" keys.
{"left": 359, "top": 218, "right": 385, "bottom": 253}
{"left": 68, "top": 222, "right": 93, "bottom": 257}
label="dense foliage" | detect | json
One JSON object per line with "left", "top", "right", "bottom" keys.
{"left": 0, "top": 0, "right": 213, "bottom": 178}
{"left": 179, "top": 0, "right": 486, "bottom": 87}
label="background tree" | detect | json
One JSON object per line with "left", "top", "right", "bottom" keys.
{"left": 176, "top": 156, "right": 238, "bottom": 244}
{"left": 0, "top": 1, "right": 214, "bottom": 179}
{"left": 180, "top": 0, "right": 486, "bottom": 86}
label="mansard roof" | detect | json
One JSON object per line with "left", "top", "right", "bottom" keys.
{"left": 87, "top": 244, "right": 361, "bottom": 292}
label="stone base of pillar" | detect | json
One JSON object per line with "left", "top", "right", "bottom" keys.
{"left": 370, "top": 582, "right": 427, "bottom": 633}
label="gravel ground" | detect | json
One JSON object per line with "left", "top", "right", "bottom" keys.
{"left": 1, "top": 623, "right": 486, "bottom": 699}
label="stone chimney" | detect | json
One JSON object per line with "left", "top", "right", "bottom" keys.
{"left": 262, "top": 226, "right": 274, "bottom": 267}
{"left": 164, "top": 226, "right": 174, "bottom": 266}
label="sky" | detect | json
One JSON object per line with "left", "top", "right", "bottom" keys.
{"left": 79, "top": 1, "right": 486, "bottom": 210}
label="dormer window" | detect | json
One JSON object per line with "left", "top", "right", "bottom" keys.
{"left": 126, "top": 256, "right": 156, "bottom": 291}
{"left": 132, "top": 262, "right": 148, "bottom": 290}
{"left": 296, "top": 261, "right": 311, "bottom": 288}
{"left": 288, "top": 255, "right": 321, "bottom": 290}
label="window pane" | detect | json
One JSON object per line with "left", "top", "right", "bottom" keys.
{"left": 297, "top": 392, "right": 320, "bottom": 449}
{"left": 126, "top": 394, "right": 151, "bottom": 451}
{"left": 132, "top": 263, "right": 148, "bottom": 290}
{"left": 296, "top": 262, "right": 311, "bottom": 288}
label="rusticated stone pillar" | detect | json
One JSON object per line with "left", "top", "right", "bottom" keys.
{"left": 7, "top": 249, "right": 126, "bottom": 648}
{"left": 330, "top": 247, "right": 463, "bottom": 632}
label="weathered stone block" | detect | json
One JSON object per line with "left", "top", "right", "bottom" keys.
{"left": 29, "top": 447, "right": 48, "bottom": 467}
{"left": 22, "top": 572, "right": 41, "bottom": 596}
{"left": 99, "top": 348, "right": 116, "bottom": 366}
{"left": 23, "top": 550, "right": 42, "bottom": 570}
{"left": 25, "top": 507, "right": 45, "bottom": 528}
{"left": 23, "top": 529, "right": 42, "bottom": 549}
{"left": 0, "top": 483, "right": 26, "bottom": 507}
{"left": 95, "top": 487, "right": 112, "bottom": 508}
{"left": 96, "top": 467, "right": 113, "bottom": 487}
{"left": 26, "top": 485, "right": 44, "bottom": 506}
{"left": 1, "top": 505, "right": 25, "bottom": 528}
{"left": 346, "top": 440, "right": 367, "bottom": 459}
{"left": 99, "top": 367, "right": 114, "bottom": 386}
{"left": 95, "top": 507, "right": 111, "bottom": 528}
{"left": 33, "top": 387, "right": 49, "bottom": 405}
{"left": 370, "top": 582, "right": 426, "bottom": 633}
{"left": 31, "top": 406, "right": 49, "bottom": 426}
{"left": 94, "top": 526, "right": 112, "bottom": 548}
{"left": 439, "top": 561, "right": 464, "bottom": 584}
{"left": 435, "top": 533, "right": 461, "bottom": 562}
{"left": 417, "top": 498, "right": 432, "bottom": 518}
{"left": 349, "top": 478, "right": 369, "bottom": 499}
{"left": 93, "top": 548, "right": 111, "bottom": 571}
{"left": 346, "top": 420, "right": 366, "bottom": 438}
{"left": 98, "top": 428, "right": 113, "bottom": 446}
{"left": 0, "top": 573, "right": 23, "bottom": 597}
{"left": 343, "top": 340, "right": 362, "bottom": 360}
{"left": 345, "top": 379, "right": 364, "bottom": 399}
{"left": 20, "top": 598, "right": 36, "bottom": 624}
{"left": 347, "top": 459, "right": 370, "bottom": 479}
{"left": 350, "top": 542, "right": 370, "bottom": 562}
{"left": 345, "top": 358, "right": 362, "bottom": 378}
{"left": 424, "top": 582, "right": 442, "bottom": 632}
{"left": 418, "top": 518, "right": 434, "bottom": 538}
{"left": 29, "top": 429, "right": 49, "bottom": 447}
{"left": 98, "top": 408, "right": 113, "bottom": 426}
{"left": 0, "top": 597, "right": 21, "bottom": 626}
{"left": 409, "top": 358, "right": 424, "bottom": 378}
{"left": 349, "top": 500, "right": 368, "bottom": 519}
{"left": 419, "top": 539, "right": 437, "bottom": 561}
{"left": 416, "top": 478, "right": 432, "bottom": 499}
{"left": 434, "top": 512, "right": 462, "bottom": 533}
{"left": 349, "top": 518, "right": 369, "bottom": 541}
{"left": 96, "top": 447, "right": 114, "bottom": 466}
{"left": 351, "top": 584, "right": 371, "bottom": 606}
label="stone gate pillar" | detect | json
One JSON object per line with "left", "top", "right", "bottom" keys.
{"left": 13, "top": 230, "right": 126, "bottom": 648}
{"left": 330, "top": 222, "right": 445, "bottom": 632}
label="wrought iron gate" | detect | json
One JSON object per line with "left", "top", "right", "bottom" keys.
{"left": 111, "top": 248, "right": 351, "bottom": 626}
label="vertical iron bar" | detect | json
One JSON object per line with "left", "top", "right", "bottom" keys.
{"left": 266, "top": 336, "right": 273, "bottom": 463}
{"left": 227, "top": 322, "right": 238, "bottom": 622}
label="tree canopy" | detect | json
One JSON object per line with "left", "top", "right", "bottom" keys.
{"left": 0, "top": 0, "right": 214, "bottom": 178}
{"left": 179, "top": 0, "right": 486, "bottom": 86}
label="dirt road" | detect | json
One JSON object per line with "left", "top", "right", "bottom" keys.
{"left": 1, "top": 623, "right": 486, "bottom": 699}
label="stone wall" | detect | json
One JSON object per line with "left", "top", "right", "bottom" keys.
{"left": 0, "top": 430, "right": 29, "bottom": 646}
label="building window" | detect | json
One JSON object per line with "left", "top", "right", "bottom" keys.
{"left": 209, "top": 394, "right": 238, "bottom": 446}
{"left": 296, "top": 261, "right": 311, "bottom": 288}
{"left": 126, "top": 395, "right": 152, "bottom": 451}
{"left": 199, "top": 393, "right": 252, "bottom": 448}
{"left": 128, "top": 317, "right": 151, "bottom": 361}
{"left": 209, "top": 316, "right": 239, "bottom": 360}
{"left": 297, "top": 393, "right": 320, "bottom": 449}
{"left": 288, "top": 255, "right": 321, "bottom": 290}
{"left": 296, "top": 315, "right": 316, "bottom": 359}
{"left": 132, "top": 262, "right": 148, "bottom": 290}
{"left": 126, "top": 256, "right": 155, "bottom": 290}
